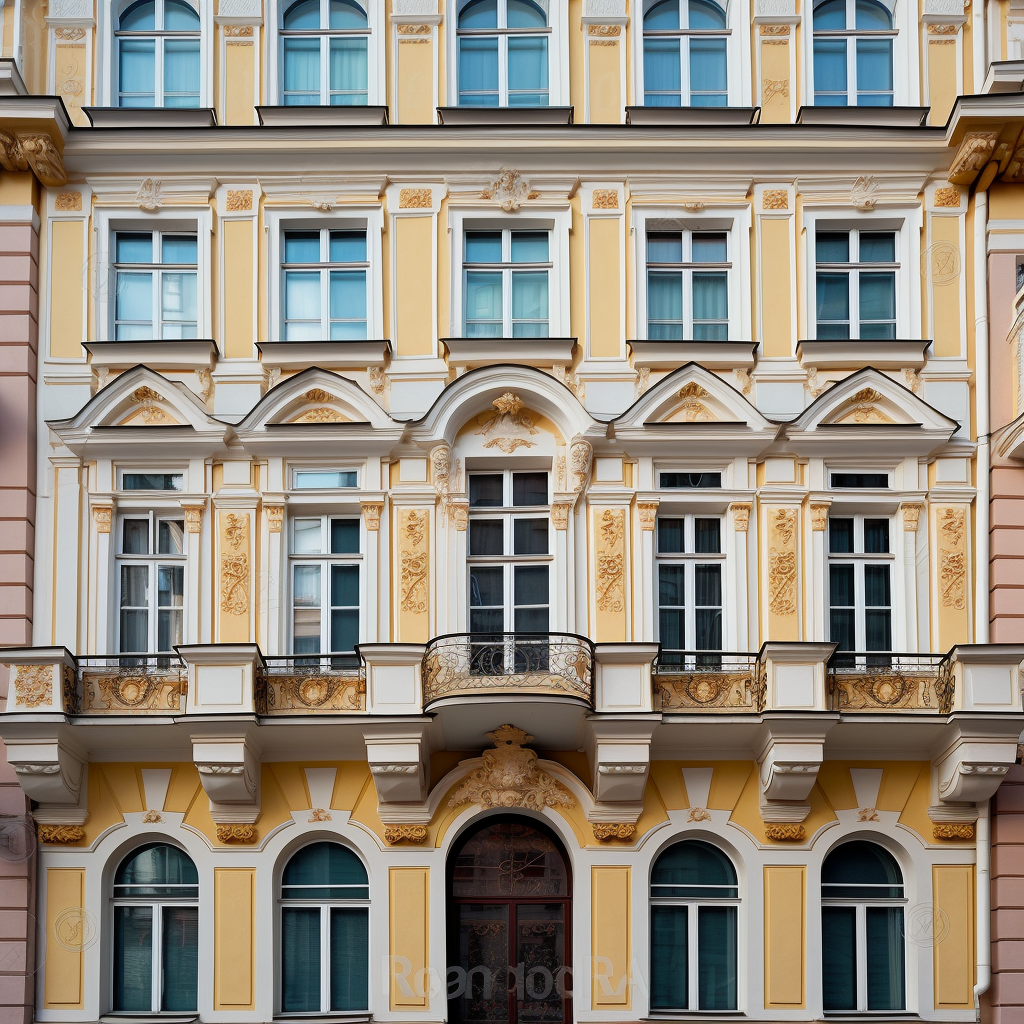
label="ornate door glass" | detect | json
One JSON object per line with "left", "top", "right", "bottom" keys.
{"left": 449, "top": 820, "right": 571, "bottom": 1024}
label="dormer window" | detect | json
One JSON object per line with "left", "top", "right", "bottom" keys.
{"left": 812, "top": 0, "right": 895, "bottom": 107}
{"left": 642, "top": 0, "right": 728, "bottom": 107}
{"left": 281, "top": 0, "right": 369, "bottom": 106}
{"left": 116, "top": 0, "right": 200, "bottom": 108}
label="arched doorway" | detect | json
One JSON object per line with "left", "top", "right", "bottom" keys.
{"left": 448, "top": 817, "right": 572, "bottom": 1024}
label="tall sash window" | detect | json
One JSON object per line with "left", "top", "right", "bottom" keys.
{"left": 281, "top": 0, "right": 369, "bottom": 105}
{"left": 116, "top": 0, "right": 200, "bottom": 107}
{"left": 813, "top": 0, "right": 895, "bottom": 106}
{"left": 643, "top": 0, "right": 728, "bottom": 107}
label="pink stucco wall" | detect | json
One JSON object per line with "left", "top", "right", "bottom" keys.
{"left": 989, "top": 764, "right": 1024, "bottom": 1023}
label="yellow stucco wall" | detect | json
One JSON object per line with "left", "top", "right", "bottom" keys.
{"left": 389, "top": 866, "right": 430, "bottom": 1009}
{"left": 44, "top": 868, "right": 85, "bottom": 1009}
{"left": 933, "top": 864, "right": 976, "bottom": 1009}
{"left": 764, "top": 866, "right": 806, "bottom": 1008}
{"left": 214, "top": 868, "right": 256, "bottom": 1010}
{"left": 591, "top": 865, "right": 631, "bottom": 1009}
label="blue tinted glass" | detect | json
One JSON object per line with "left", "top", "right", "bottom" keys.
{"left": 816, "top": 272, "right": 850, "bottom": 323}
{"left": 692, "top": 233, "right": 727, "bottom": 262}
{"left": 330, "top": 270, "right": 367, "bottom": 320}
{"left": 164, "top": 40, "right": 200, "bottom": 105}
{"left": 161, "top": 235, "right": 196, "bottom": 264}
{"left": 648, "top": 272, "right": 682, "bottom": 324}
{"left": 508, "top": 35, "right": 548, "bottom": 100}
{"left": 330, "top": 231, "right": 366, "bottom": 263}
{"left": 816, "top": 232, "right": 849, "bottom": 263}
{"left": 285, "top": 232, "right": 322, "bottom": 263}
{"left": 458, "top": 0, "right": 498, "bottom": 28}
{"left": 644, "top": 38, "right": 681, "bottom": 104}
{"left": 284, "top": 37, "right": 320, "bottom": 101}
{"left": 859, "top": 232, "right": 895, "bottom": 262}
{"left": 117, "top": 233, "right": 153, "bottom": 263}
{"left": 116, "top": 274, "right": 153, "bottom": 325}
{"left": 330, "top": 0, "right": 367, "bottom": 28}
{"left": 511, "top": 232, "right": 547, "bottom": 263}
{"left": 507, "top": 0, "right": 546, "bottom": 27}
{"left": 651, "top": 840, "right": 738, "bottom": 897}
{"left": 466, "top": 232, "right": 502, "bottom": 263}
{"left": 690, "top": 37, "right": 727, "bottom": 97}
{"left": 120, "top": 39, "right": 156, "bottom": 103}
{"left": 859, "top": 272, "right": 895, "bottom": 322}
{"left": 857, "top": 38, "right": 893, "bottom": 96}
{"left": 330, "top": 37, "right": 368, "bottom": 102}
{"left": 120, "top": 0, "right": 156, "bottom": 30}
{"left": 855, "top": 0, "right": 893, "bottom": 28}
{"left": 688, "top": 0, "right": 726, "bottom": 29}
{"left": 164, "top": 0, "right": 199, "bottom": 30}
{"left": 511, "top": 271, "right": 548, "bottom": 320}
{"left": 648, "top": 233, "right": 682, "bottom": 263}
{"left": 814, "top": 0, "right": 847, "bottom": 28}
{"left": 284, "top": 0, "right": 320, "bottom": 29}
{"left": 459, "top": 36, "right": 499, "bottom": 103}
{"left": 814, "top": 39, "right": 847, "bottom": 99}
{"left": 645, "top": 0, "right": 680, "bottom": 29}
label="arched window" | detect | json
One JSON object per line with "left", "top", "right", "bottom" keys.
{"left": 821, "top": 841, "right": 905, "bottom": 1011}
{"left": 113, "top": 843, "right": 199, "bottom": 1012}
{"left": 116, "top": 0, "right": 200, "bottom": 108}
{"left": 812, "top": 0, "right": 894, "bottom": 106}
{"left": 457, "top": 0, "right": 549, "bottom": 107}
{"left": 280, "top": 842, "right": 369, "bottom": 1012}
{"left": 281, "top": 0, "right": 369, "bottom": 105}
{"left": 642, "top": 0, "right": 728, "bottom": 107}
{"left": 650, "top": 840, "right": 737, "bottom": 1011}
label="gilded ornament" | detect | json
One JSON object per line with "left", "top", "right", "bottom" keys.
{"left": 729, "top": 503, "right": 751, "bottom": 532}
{"left": 635, "top": 366, "right": 651, "bottom": 395}
{"left": 37, "top": 825, "right": 85, "bottom": 845}
{"left": 223, "top": 24, "right": 253, "bottom": 36}
{"left": 570, "top": 439, "right": 593, "bottom": 491}
{"left": 396, "top": 22, "right": 431, "bottom": 33}
{"left": 0, "top": 131, "right": 67, "bottom": 187}
{"left": 827, "top": 667, "right": 939, "bottom": 711}
{"left": 592, "top": 823, "right": 636, "bottom": 842}
{"left": 550, "top": 502, "right": 572, "bottom": 531}
{"left": 763, "top": 823, "right": 805, "bottom": 842}
{"left": 857, "top": 808, "right": 880, "bottom": 822}
{"left": 948, "top": 132, "right": 997, "bottom": 182}
{"left": 933, "top": 186, "right": 961, "bottom": 207}
{"left": 384, "top": 825, "right": 429, "bottom": 844}
{"left": 901, "top": 503, "right": 922, "bottom": 532}
{"left": 449, "top": 725, "right": 575, "bottom": 811}
{"left": 449, "top": 503, "right": 469, "bottom": 532}
{"left": 225, "top": 189, "right": 253, "bottom": 211}
{"left": 54, "top": 191, "right": 82, "bottom": 211}
{"left": 85, "top": 666, "right": 183, "bottom": 712}
{"left": 131, "top": 386, "right": 162, "bottom": 404}
{"left": 297, "top": 407, "right": 345, "bottom": 423}
{"left": 308, "top": 808, "right": 332, "bottom": 822}
{"left": 361, "top": 502, "right": 383, "bottom": 532}
{"left": 12, "top": 665, "right": 53, "bottom": 709}
{"left": 475, "top": 392, "right": 539, "bottom": 452}
{"left": 592, "top": 188, "right": 619, "bottom": 209}
{"left": 216, "top": 824, "right": 258, "bottom": 844}
{"left": 142, "top": 810, "right": 163, "bottom": 823}
{"left": 225, "top": 513, "right": 248, "bottom": 550}
{"left": 596, "top": 509, "right": 626, "bottom": 613}
{"left": 368, "top": 366, "right": 388, "bottom": 394}
{"left": 687, "top": 807, "right": 713, "bottom": 822}
{"left": 759, "top": 23, "right": 790, "bottom": 34}
{"left": 904, "top": 368, "right": 923, "bottom": 394}
{"left": 266, "top": 506, "right": 284, "bottom": 533}
{"left": 938, "top": 507, "right": 967, "bottom": 610}
{"left": 933, "top": 822, "right": 975, "bottom": 841}
{"left": 304, "top": 388, "right": 333, "bottom": 404}
{"left": 588, "top": 23, "right": 621, "bottom": 35}
{"left": 762, "top": 189, "right": 789, "bottom": 210}
{"left": 399, "top": 188, "right": 432, "bottom": 208}
{"left": 735, "top": 368, "right": 753, "bottom": 395}
{"left": 677, "top": 381, "right": 712, "bottom": 421}
{"left": 220, "top": 555, "right": 250, "bottom": 615}
{"left": 655, "top": 670, "right": 757, "bottom": 711}
{"left": 637, "top": 501, "right": 658, "bottom": 532}
{"left": 810, "top": 504, "right": 829, "bottom": 532}
{"left": 762, "top": 78, "right": 789, "bottom": 103}
{"left": 768, "top": 508, "right": 798, "bottom": 616}
{"left": 400, "top": 510, "right": 429, "bottom": 613}
{"left": 268, "top": 672, "right": 364, "bottom": 712}
{"left": 93, "top": 506, "right": 113, "bottom": 533}
{"left": 928, "top": 22, "right": 959, "bottom": 33}
{"left": 54, "top": 26, "right": 86, "bottom": 39}
{"left": 183, "top": 507, "right": 203, "bottom": 534}
{"left": 63, "top": 663, "right": 81, "bottom": 715}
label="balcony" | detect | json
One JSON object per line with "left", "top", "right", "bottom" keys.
{"left": 78, "top": 654, "right": 186, "bottom": 714}
{"left": 422, "top": 632, "right": 594, "bottom": 709}
{"left": 258, "top": 655, "right": 366, "bottom": 714}
{"left": 653, "top": 651, "right": 762, "bottom": 712}
{"left": 826, "top": 651, "right": 951, "bottom": 713}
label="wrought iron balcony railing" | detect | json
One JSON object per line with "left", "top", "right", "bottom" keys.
{"left": 653, "top": 651, "right": 763, "bottom": 712}
{"left": 78, "top": 654, "right": 186, "bottom": 713}
{"left": 257, "top": 654, "right": 366, "bottom": 714}
{"left": 422, "top": 633, "right": 594, "bottom": 707}
{"left": 826, "top": 651, "right": 952, "bottom": 713}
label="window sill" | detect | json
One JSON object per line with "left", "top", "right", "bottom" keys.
{"left": 442, "top": 336, "right": 575, "bottom": 369}
{"left": 795, "top": 105, "right": 929, "bottom": 127}
{"left": 796, "top": 338, "right": 929, "bottom": 370}
{"left": 629, "top": 339, "right": 756, "bottom": 370}
{"left": 257, "top": 105, "right": 389, "bottom": 127}
{"left": 100, "top": 1015, "right": 198, "bottom": 1023}
{"left": 84, "top": 339, "right": 219, "bottom": 372}
{"left": 83, "top": 107, "right": 217, "bottom": 128}
{"left": 256, "top": 339, "right": 391, "bottom": 370}
{"left": 273, "top": 1015, "right": 371, "bottom": 1022}
{"left": 437, "top": 105, "right": 573, "bottom": 126}
{"left": 625, "top": 106, "right": 759, "bottom": 126}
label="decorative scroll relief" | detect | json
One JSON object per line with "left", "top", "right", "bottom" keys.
{"left": 596, "top": 509, "right": 626, "bottom": 613}
{"left": 11, "top": 665, "right": 53, "bottom": 708}
{"left": 588, "top": 23, "right": 620, "bottom": 35}
{"left": 384, "top": 825, "right": 429, "bottom": 844}
{"left": 592, "top": 188, "right": 619, "bottom": 209}
{"left": 475, "top": 392, "right": 539, "bottom": 452}
{"left": 266, "top": 506, "right": 284, "bottom": 533}
{"left": 810, "top": 504, "right": 829, "bottom": 532}
{"left": 223, "top": 24, "right": 254, "bottom": 36}
{"left": 902, "top": 503, "right": 923, "bottom": 532}
{"left": 361, "top": 502, "right": 383, "bottom": 532}
{"left": 37, "top": 825, "right": 85, "bottom": 845}
{"left": 84, "top": 669, "right": 183, "bottom": 712}
{"left": 836, "top": 387, "right": 893, "bottom": 424}
{"left": 592, "top": 823, "right": 636, "bottom": 842}
{"left": 225, "top": 189, "right": 253, "bottom": 211}
{"left": 220, "top": 514, "right": 250, "bottom": 615}
{"left": 763, "top": 823, "right": 805, "bottom": 842}
{"left": 550, "top": 502, "right": 571, "bottom": 531}
{"left": 449, "top": 504, "right": 468, "bottom": 531}
{"left": 762, "top": 79, "right": 789, "bottom": 103}
{"left": 136, "top": 177, "right": 163, "bottom": 211}
{"left": 637, "top": 501, "right": 658, "bottom": 532}
{"left": 674, "top": 381, "right": 712, "bottom": 421}
{"left": 767, "top": 508, "right": 798, "bottom": 616}
{"left": 857, "top": 807, "right": 880, "bottom": 822}
{"left": 933, "top": 822, "right": 975, "bottom": 841}
{"left": 688, "top": 807, "right": 712, "bottom": 822}
{"left": 655, "top": 672, "right": 757, "bottom": 711}
{"left": 267, "top": 673, "right": 365, "bottom": 712}
{"left": 55, "top": 191, "right": 83, "bottom": 211}
{"left": 449, "top": 725, "right": 575, "bottom": 810}
{"left": 730, "top": 502, "right": 751, "bottom": 532}
{"left": 0, "top": 131, "right": 68, "bottom": 187}
{"left": 399, "top": 188, "right": 432, "bottom": 208}
{"left": 762, "top": 189, "right": 789, "bottom": 210}
{"left": 759, "top": 23, "right": 790, "bottom": 34}
{"left": 948, "top": 132, "right": 998, "bottom": 183}
{"left": 216, "top": 824, "right": 258, "bottom": 844}
{"left": 93, "top": 506, "right": 113, "bottom": 533}
{"left": 570, "top": 438, "right": 592, "bottom": 491}
{"left": 481, "top": 169, "right": 539, "bottom": 213}
{"left": 183, "top": 506, "right": 203, "bottom": 534}
{"left": 400, "top": 509, "right": 429, "bottom": 613}
{"left": 851, "top": 176, "right": 879, "bottom": 211}
{"left": 938, "top": 507, "right": 967, "bottom": 610}
{"left": 309, "top": 808, "right": 331, "bottom": 822}
{"left": 828, "top": 670, "right": 941, "bottom": 711}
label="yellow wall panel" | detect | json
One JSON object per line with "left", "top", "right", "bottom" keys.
{"left": 759, "top": 37, "right": 791, "bottom": 123}
{"left": 49, "top": 219, "right": 83, "bottom": 358}
{"left": 588, "top": 217, "right": 621, "bottom": 357}
{"left": 217, "top": 511, "right": 252, "bottom": 642}
{"left": 390, "top": 866, "right": 429, "bottom": 1008}
{"left": 933, "top": 865, "right": 975, "bottom": 1009}
{"left": 223, "top": 219, "right": 254, "bottom": 357}
{"left": 44, "top": 868, "right": 84, "bottom": 1008}
{"left": 225, "top": 39, "right": 255, "bottom": 125}
{"left": 395, "top": 216, "right": 434, "bottom": 356}
{"left": 591, "top": 865, "right": 630, "bottom": 1008}
{"left": 397, "top": 507, "right": 430, "bottom": 641}
{"left": 397, "top": 38, "right": 434, "bottom": 124}
{"left": 759, "top": 218, "right": 792, "bottom": 358}
{"left": 54, "top": 43, "right": 89, "bottom": 125}
{"left": 931, "top": 214, "right": 962, "bottom": 358}
{"left": 764, "top": 866, "right": 805, "bottom": 1007}
{"left": 588, "top": 40, "right": 620, "bottom": 124}
{"left": 593, "top": 507, "right": 627, "bottom": 641}
{"left": 927, "top": 39, "right": 958, "bottom": 126}
{"left": 214, "top": 868, "right": 256, "bottom": 1009}
{"left": 934, "top": 504, "right": 972, "bottom": 648}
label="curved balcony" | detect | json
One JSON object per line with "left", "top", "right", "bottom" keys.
{"left": 422, "top": 633, "right": 594, "bottom": 709}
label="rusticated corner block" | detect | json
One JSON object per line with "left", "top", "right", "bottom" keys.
{"left": 592, "top": 823, "right": 637, "bottom": 843}
{"left": 215, "top": 824, "right": 258, "bottom": 844}
{"left": 384, "top": 824, "right": 429, "bottom": 845}
{"left": 933, "top": 822, "right": 975, "bottom": 841}
{"left": 37, "top": 824, "right": 85, "bottom": 845}
{"left": 763, "top": 823, "right": 806, "bottom": 843}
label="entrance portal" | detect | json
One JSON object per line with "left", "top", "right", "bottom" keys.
{"left": 448, "top": 818, "right": 572, "bottom": 1024}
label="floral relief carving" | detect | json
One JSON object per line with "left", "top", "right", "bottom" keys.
{"left": 131, "top": 386, "right": 162, "bottom": 404}
{"left": 948, "top": 132, "right": 997, "bottom": 181}
{"left": 266, "top": 506, "right": 284, "bottom": 533}
{"left": 399, "top": 188, "right": 432, "bottom": 208}
{"left": 768, "top": 508, "right": 798, "bottom": 616}
{"left": 759, "top": 23, "right": 790, "bottom": 33}
{"left": 12, "top": 666, "right": 53, "bottom": 708}
{"left": 933, "top": 186, "right": 961, "bottom": 207}
{"left": 688, "top": 807, "right": 713, "bottom": 822}
{"left": 449, "top": 504, "right": 469, "bottom": 531}
{"left": 857, "top": 808, "right": 880, "bottom": 822}
{"left": 592, "top": 823, "right": 636, "bottom": 842}
{"left": 54, "top": 26, "right": 87, "bottom": 39}
{"left": 449, "top": 725, "right": 575, "bottom": 811}
{"left": 938, "top": 507, "right": 967, "bottom": 610}
{"left": 596, "top": 509, "right": 626, "bottom": 613}
{"left": 384, "top": 824, "right": 429, "bottom": 844}
{"left": 396, "top": 23, "right": 432, "bottom": 34}
{"left": 135, "top": 177, "right": 163, "bottom": 211}
{"left": 361, "top": 502, "right": 383, "bottom": 532}
{"left": 368, "top": 366, "right": 388, "bottom": 394}
{"left": 902, "top": 503, "right": 923, "bottom": 532}
{"left": 223, "top": 24, "right": 254, "bottom": 36}
{"left": 475, "top": 392, "right": 539, "bottom": 452}
{"left": 762, "top": 189, "right": 788, "bottom": 210}
{"left": 933, "top": 822, "right": 975, "bottom": 841}
{"left": 183, "top": 507, "right": 203, "bottom": 534}
{"left": 308, "top": 808, "right": 332, "bottom": 822}
{"left": 86, "top": 668, "right": 183, "bottom": 713}
{"left": 216, "top": 824, "right": 258, "bottom": 844}
{"left": 400, "top": 509, "right": 429, "bottom": 614}
{"left": 54, "top": 191, "right": 82, "bottom": 211}
{"left": 551, "top": 502, "right": 572, "bottom": 531}
{"left": 677, "top": 381, "right": 712, "bottom": 421}
{"left": 810, "top": 504, "right": 829, "bottom": 532}
{"left": 143, "top": 810, "right": 163, "bottom": 823}
{"left": 297, "top": 407, "right": 345, "bottom": 423}
{"left": 93, "top": 506, "right": 113, "bottom": 533}
{"left": 225, "top": 514, "right": 248, "bottom": 550}
{"left": 0, "top": 131, "right": 68, "bottom": 186}
{"left": 928, "top": 22, "right": 959, "bottom": 33}
{"left": 730, "top": 503, "right": 751, "bottom": 532}
{"left": 637, "top": 501, "right": 658, "bottom": 532}
{"left": 588, "top": 23, "right": 621, "bottom": 35}
{"left": 592, "top": 188, "right": 619, "bottom": 209}
{"left": 481, "top": 169, "right": 537, "bottom": 213}
{"left": 762, "top": 78, "right": 789, "bottom": 103}
{"left": 221, "top": 556, "right": 250, "bottom": 615}
{"left": 570, "top": 438, "right": 593, "bottom": 491}
{"left": 763, "top": 823, "right": 805, "bottom": 842}
{"left": 37, "top": 825, "right": 85, "bottom": 844}
{"left": 226, "top": 189, "right": 253, "bottom": 211}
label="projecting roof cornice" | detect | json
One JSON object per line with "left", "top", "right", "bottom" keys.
{"left": 944, "top": 93, "right": 1024, "bottom": 189}
{"left": 0, "top": 94, "right": 71, "bottom": 186}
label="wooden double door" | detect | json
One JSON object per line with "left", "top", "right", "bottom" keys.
{"left": 448, "top": 818, "right": 572, "bottom": 1024}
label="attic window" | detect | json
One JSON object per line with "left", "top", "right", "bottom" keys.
{"left": 293, "top": 469, "right": 358, "bottom": 489}
{"left": 121, "top": 472, "right": 185, "bottom": 491}
{"left": 829, "top": 472, "right": 889, "bottom": 489}
{"left": 660, "top": 472, "right": 723, "bottom": 489}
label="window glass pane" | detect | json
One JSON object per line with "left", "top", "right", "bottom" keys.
{"left": 283, "top": 0, "right": 320, "bottom": 29}
{"left": 658, "top": 518, "right": 685, "bottom": 554}
{"left": 329, "top": 0, "right": 368, "bottom": 29}
{"left": 470, "top": 566, "right": 504, "bottom": 607}
{"left": 855, "top": 0, "right": 893, "bottom": 28}
{"left": 511, "top": 232, "right": 548, "bottom": 263}
{"left": 659, "top": 567, "right": 685, "bottom": 634}
{"left": 330, "top": 519, "right": 360, "bottom": 554}
{"left": 831, "top": 472, "right": 888, "bottom": 488}
{"left": 692, "top": 233, "right": 727, "bottom": 263}
{"left": 813, "top": 0, "right": 847, "bottom": 29}
{"left": 161, "top": 272, "right": 198, "bottom": 335}
{"left": 116, "top": 271, "right": 154, "bottom": 329}
{"left": 470, "top": 474, "right": 503, "bottom": 507}
{"left": 659, "top": 607, "right": 685, "bottom": 650}
{"left": 329, "top": 35, "right": 369, "bottom": 103}
{"left": 283, "top": 37, "right": 320, "bottom": 102}
{"left": 122, "top": 472, "right": 184, "bottom": 491}
{"left": 822, "top": 841, "right": 904, "bottom": 898}
{"left": 864, "top": 565, "right": 890, "bottom": 606}
{"left": 650, "top": 905, "right": 688, "bottom": 1009}
{"left": 697, "top": 906, "right": 737, "bottom": 1010}
{"left": 644, "top": 38, "right": 681, "bottom": 105}
{"left": 508, "top": 36, "right": 548, "bottom": 106}
{"left": 157, "top": 565, "right": 184, "bottom": 607}
{"left": 694, "top": 564, "right": 722, "bottom": 607}
{"left": 515, "top": 605, "right": 548, "bottom": 632}
{"left": 860, "top": 271, "right": 895, "bottom": 322}
{"left": 121, "top": 564, "right": 151, "bottom": 609}
{"left": 692, "top": 272, "right": 727, "bottom": 327}
{"left": 459, "top": 36, "right": 499, "bottom": 104}
{"left": 119, "top": 39, "right": 156, "bottom": 105}
{"left": 164, "top": 39, "right": 200, "bottom": 107}
{"left": 114, "top": 906, "right": 153, "bottom": 1011}
{"left": 645, "top": 0, "right": 680, "bottom": 30}
{"left": 822, "top": 906, "right": 857, "bottom": 1011}
{"left": 859, "top": 232, "right": 896, "bottom": 262}
{"left": 514, "top": 565, "right": 549, "bottom": 605}
{"left": 689, "top": 0, "right": 727, "bottom": 28}
{"left": 864, "top": 518, "right": 889, "bottom": 553}
{"left": 330, "top": 231, "right": 367, "bottom": 263}
{"left": 284, "top": 232, "right": 321, "bottom": 264}
{"left": 866, "top": 907, "right": 905, "bottom": 1010}
{"left": 689, "top": 37, "right": 727, "bottom": 104}
{"left": 117, "top": 233, "right": 153, "bottom": 264}
{"left": 458, "top": 0, "right": 497, "bottom": 28}
{"left": 294, "top": 566, "right": 321, "bottom": 654}
{"left": 331, "top": 565, "right": 359, "bottom": 607}
{"left": 652, "top": 840, "right": 738, "bottom": 895}
{"left": 648, "top": 271, "right": 683, "bottom": 335}
{"left": 282, "top": 907, "right": 321, "bottom": 1012}
{"left": 294, "top": 470, "right": 358, "bottom": 488}
{"left": 660, "top": 472, "right": 722, "bottom": 488}
{"left": 330, "top": 270, "right": 367, "bottom": 323}
{"left": 283, "top": 842, "right": 369, "bottom": 895}
{"left": 162, "top": 906, "right": 198, "bottom": 1011}
{"left": 470, "top": 520, "right": 504, "bottom": 556}
{"left": 121, "top": 1, "right": 156, "bottom": 30}
{"left": 164, "top": 0, "right": 200, "bottom": 29}
{"left": 465, "top": 232, "right": 502, "bottom": 263}
{"left": 830, "top": 564, "right": 854, "bottom": 606}
{"left": 507, "top": 0, "right": 547, "bottom": 27}
{"left": 465, "top": 272, "right": 502, "bottom": 334}
{"left": 284, "top": 271, "right": 321, "bottom": 337}
{"left": 513, "top": 518, "right": 548, "bottom": 555}
{"left": 115, "top": 843, "right": 199, "bottom": 894}
{"left": 123, "top": 519, "right": 150, "bottom": 554}
{"left": 162, "top": 235, "right": 197, "bottom": 264}
{"left": 511, "top": 271, "right": 549, "bottom": 321}
{"left": 830, "top": 607, "right": 855, "bottom": 652}
{"left": 648, "top": 232, "right": 682, "bottom": 264}
{"left": 856, "top": 38, "right": 893, "bottom": 104}
{"left": 331, "top": 608, "right": 358, "bottom": 654}
{"left": 694, "top": 518, "right": 721, "bottom": 554}
{"left": 330, "top": 908, "right": 369, "bottom": 1010}
{"left": 816, "top": 272, "right": 850, "bottom": 328}
{"left": 513, "top": 472, "right": 547, "bottom": 506}
{"left": 817, "top": 232, "right": 850, "bottom": 263}
{"left": 813, "top": 39, "right": 848, "bottom": 99}
{"left": 293, "top": 519, "right": 322, "bottom": 554}
{"left": 865, "top": 608, "right": 891, "bottom": 652}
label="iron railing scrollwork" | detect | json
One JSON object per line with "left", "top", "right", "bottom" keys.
{"left": 653, "top": 652, "right": 761, "bottom": 712}
{"left": 826, "top": 652, "right": 948, "bottom": 712}
{"left": 79, "top": 655, "right": 186, "bottom": 713}
{"left": 261, "top": 655, "right": 366, "bottom": 713}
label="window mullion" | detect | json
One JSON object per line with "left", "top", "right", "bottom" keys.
{"left": 152, "top": 902, "right": 163, "bottom": 1012}
{"left": 322, "top": 34, "right": 331, "bottom": 102}
{"left": 856, "top": 902, "right": 868, "bottom": 1011}
{"left": 680, "top": 37, "right": 690, "bottom": 105}
{"left": 689, "top": 902, "right": 699, "bottom": 1010}
{"left": 504, "top": 266, "right": 513, "bottom": 337}
{"left": 499, "top": 33, "right": 509, "bottom": 106}
{"left": 321, "top": 904, "right": 331, "bottom": 1011}
{"left": 847, "top": 35, "right": 857, "bottom": 103}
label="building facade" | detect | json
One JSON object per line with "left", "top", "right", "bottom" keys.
{"left": 3, "top": 0, "right": 1024, "bottom": 1022}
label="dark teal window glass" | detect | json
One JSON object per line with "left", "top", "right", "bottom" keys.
{"left": 282, "top": 841, "right": 369, "bottom": 900}
{"left": 822, "top": 905, "right": 857, "bottom": 1011}
{"left": 650, "top": 905, "right": 688, "bottom": 1009}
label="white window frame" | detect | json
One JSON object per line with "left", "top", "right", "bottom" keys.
{"left": 446, "top": 0, "right": 568, "bottom": 108}
{"left": 266, "top": 209, "right": 384, "bottom": 343}
{"left": 802, "top": 0, "right": 917, "bottom": 107}
{"left": 450, "top": 208, "right": 571, "bottom": 338}
{"left": 93, "top": 207, "right": 213, "bottom": 342}
{"left": 97, "top": 0, "right": 213, "bottom": 108}
{"left": 633, "top": 0, "right": 750, "bottom": 110}
{"left": 288, "top": 512, "right": 364, "bottom": 659}
{"left": 269, "top": 0, "right": 385, "bottom": 107}
{"left": 802, "top": 211, "right": 920, "bottom": 343}
{"left": 632, "top": 207, "right": 750, "bottom": 341}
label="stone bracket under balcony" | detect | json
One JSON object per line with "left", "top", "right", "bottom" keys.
{"left": 756, "top": 719, "right": 835, "bottom": 823}
{"left": 364, "top": 724, "right": 430, "bottom": 820}
{"left": 934, "top": 722, "right": 1021, "bottom": 804}
{"left": 585, "top": 718, "right": 658, "bottom": 819}
{"left": 5, "top": 735, "right": 87, "bottom": 823}
{"left": 192, "top": 731, "right": 261, "bottom": 825}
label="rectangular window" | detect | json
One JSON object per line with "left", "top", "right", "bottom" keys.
{"left": 293, "top": 470, "right": 359, "bottom": 489}
{"left": 117, "top": 513, "right": 186, "bottom": 657}
{"left": 290, "top": 516, "right": 361, "bottom": 664}
{"left": 815, "top": 229, "right": 897, "bottom": 339}
{"left": 657, "top": 515, "right": 724, "bottom": 662}
{"left": 647, "top": 230, "right": 729, "bottom": 340}
{"left": 113, "top": 231, "right": 198, "bottom": 340}
{"left": 829, "top": 472, "right": 890, "bottom": 489}
{"left": 282, "top": 229, "right": 368, "bottom": 341}
{"left": 464, "top": 229, "right": 550, "bottom": 338}
{"left": 660, "top": 471, "right": 722, "bottom": 489}
{"left": 121, "top": 472, "right": 185, "bottom": 491}
{"left": 828, "top": 516, "right": 893, "bottom": 664}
